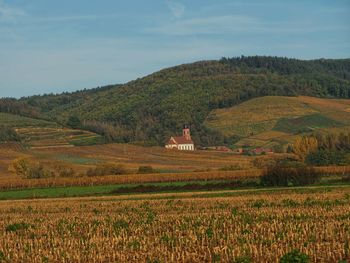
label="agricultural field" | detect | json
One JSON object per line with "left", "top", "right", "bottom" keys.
{"left": 0, "top": 142, "right": 257, "bottom": 180}
{"left": 16, "top": 127, "right": 103, "bottom": 148}
{"left": 205, "top": 96, "right": 350, "bottom": 148}
{"left": 0, "top": 186, "right": 349, "bottom": 262}
{"left": 0, "top": 112, "right": 103, "bottom": 148}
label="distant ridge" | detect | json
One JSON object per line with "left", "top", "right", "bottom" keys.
{"left": 0, "top": 56, "right": 349, "bottom": 146}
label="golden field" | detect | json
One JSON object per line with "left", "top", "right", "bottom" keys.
{"left": 0, "top": 142, "right": 256, "bottom": 178}
{"left": 1, "top": 141, "right": 349, "bottom": 190}
{"left": 0, "top": 186, "right": 349, "bottom": 262}
{"left": 0, "top": 169, "right": 263, "bottom": 190}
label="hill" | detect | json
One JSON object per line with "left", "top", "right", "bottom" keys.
{"left": 0, "top": 112, "right": 102, "bottom": 148}
{"left": 205, "top": 96, "right": 350, "bottom": 149}
{"left": 1, "top": 56, "right": 350, "bottom": 146}
{"left": 0, "top": 112, "right": 58, "bottom": 128}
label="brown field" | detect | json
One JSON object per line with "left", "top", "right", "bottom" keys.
{"left": 1, "top": 142, "right": 349, "bottom": 190}
{"left": 0, "top": 186, "right": 349, "bottom": 262}
{"left": 0, "top": 142, "right": 257, "bottom": 178}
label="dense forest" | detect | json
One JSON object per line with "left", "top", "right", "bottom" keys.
{"left": 0, "top": 56, "right": 349, "bottom": 146}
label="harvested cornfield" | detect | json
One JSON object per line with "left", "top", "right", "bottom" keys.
{"left": 0, "top": 169, "right": 263, "bottom": 190}
{"left": 0, "top": 186, "right": 349, "bottom": 262}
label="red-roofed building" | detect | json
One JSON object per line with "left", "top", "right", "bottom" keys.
{"left": 165, "top": 125, "right": 195, "bottom": 151}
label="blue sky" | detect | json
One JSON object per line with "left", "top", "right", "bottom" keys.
{"left": 0, "top": 0, "right": 349, "bottom": 98}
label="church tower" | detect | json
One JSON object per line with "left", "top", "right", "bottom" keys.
{"left": 183, "top": 125, "right": 191, "bottom": 140}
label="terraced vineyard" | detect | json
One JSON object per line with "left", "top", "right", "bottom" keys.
{"left": 205, "top": 96, "right": 350, "bottom": 148}
{"left": 0, "top": 112, "right": 103, "bottom": 148}
{"left": 17, "top": 127, "right": 103, "bottom": 148}
{"left": 0, "top": 186, "right": 349, "bottom": 262}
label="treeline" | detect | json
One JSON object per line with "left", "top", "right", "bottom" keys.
{"left": 220, "top": 56, "right": 350, "bottom": 81}
{"left": 0, "top": 98, "right": 40, "bottom": 119}
{"left": 1, "top": 56, "right": 349, "bottom": 146}
{"left": 292, "top": 132, "right": 350, "bottom": 166}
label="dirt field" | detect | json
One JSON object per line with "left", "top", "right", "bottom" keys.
{"left": 0, "top": 142, "right": 258, "bottom": 179}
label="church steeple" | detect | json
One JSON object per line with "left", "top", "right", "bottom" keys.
{"left": 183, "top": 125, "right": 191, "bottom": 140}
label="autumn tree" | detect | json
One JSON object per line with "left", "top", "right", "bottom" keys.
{"left": 292, "top": 136, "right": 318, "bottom": 161}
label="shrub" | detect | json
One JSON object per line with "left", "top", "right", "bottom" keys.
{"left": 0, "top": 250, "right": 5, "bottom": 261}
{"left": 57, "top": 166, "right": 75, "bottom": 177}
{"left": 306, "top": 150, "right": 349, "bottom": 166}
{"left": 86, "top": 163, "right": 127, "bottom": 176}
{"left": 113, "top": 219, "right": 129, "bottom": 234}
{"left": 0, "top": 125, "right": 20, "bottom": 142}
{"left": 261, "top": 166, "right": 320, "bottom": 187}
{"left": 138, "top": 166, "right": 157, "bottom": 174}
{"left": 6, "top": 222, "right": 32, "bottom": 232}
{"left": 232, "top": 255, "right": 252, "bottom": 263}
{"left": 280, "top": 249, "right": 309, "bottom": 263}
{"left": 252, "top": 157, "right": 276, "bottom": 169}
{"left": 342, "top": 174, "right": 350, "bottom": 182}
{"left": 11, "top": 158, "right": 52, "bottom": 179}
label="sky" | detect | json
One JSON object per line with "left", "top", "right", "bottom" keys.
{"left": 0, "top": 0, "right": 349, "bottom": 98}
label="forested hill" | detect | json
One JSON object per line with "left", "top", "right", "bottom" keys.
{"left": 1, "top": 56, "right": 350, "bottom": 146}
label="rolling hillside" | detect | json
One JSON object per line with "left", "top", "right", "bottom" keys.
{"left": 205, "top": 96, "right": 350, "bottom": 149}
{"left": 1, "top": 56, "right": 350, "bottom": 146}
{"left": 0, "top": 112, "right": 58, "bottom": 128}
{"left": 0, "top": 112, "right": 102, "bottom": 148}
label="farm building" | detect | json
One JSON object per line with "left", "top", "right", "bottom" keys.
{"left": 165, "top": 125, "right": 195, "bottom": 151}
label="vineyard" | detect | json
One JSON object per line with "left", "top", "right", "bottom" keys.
{"left": 16, "top": 127, "right": 103, "bottom": 148}
{"left": 0, "top": 186, "right": 349, "bottom": 262}
{"left": 205, "top": 96, "right": 350, "bottom": 148}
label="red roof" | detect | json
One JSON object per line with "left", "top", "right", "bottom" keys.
{"left": 167, "top": 136, "right": 193, "bottom": 145}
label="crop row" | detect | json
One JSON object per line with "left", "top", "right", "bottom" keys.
{"left": 0, "top": 187, "right": 349, "bottom": 262}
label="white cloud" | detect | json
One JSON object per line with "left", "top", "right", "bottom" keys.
{"left": 166, "top": 0, "right": 185, "bottom": 19}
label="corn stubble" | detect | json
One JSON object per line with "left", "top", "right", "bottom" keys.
{"left": 0, "top": 189, "right": 349, "bottom": 262}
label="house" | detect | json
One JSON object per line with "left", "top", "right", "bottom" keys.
{"left": 215, "top": 146, "right": 232, "bottom": 152}
{"left": 165, "top": 125, "right": 195, "bottom": 151}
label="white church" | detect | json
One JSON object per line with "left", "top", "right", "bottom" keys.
{"left": 165, "top": 125, "right": 195, "bottom": 151}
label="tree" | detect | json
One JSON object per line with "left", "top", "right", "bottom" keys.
{"left": 292, "top": 136, "right": 318, "bottom": 161}
{"left": 66, "top": 115, "right": 81, "bottom": 129}
{"left": 261, "top": 165, "right": 320, "bottom": 187}
{"left": 306, "top": 150, "right": 349, "bottom": 166}
{"left": 11, "top": 158, "right": 52, "bottom": 179}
